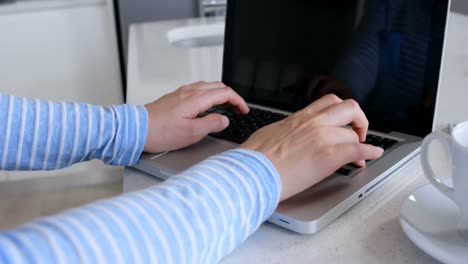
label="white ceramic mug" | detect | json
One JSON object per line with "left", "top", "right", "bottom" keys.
{"left": 421, "top": 121, "right": 468, "bottom": 228}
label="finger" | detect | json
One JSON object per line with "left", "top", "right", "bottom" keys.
{"left": 218, "top": 102, "right": 245, "bottom": 113}
{"left": 191, "top": 113, "right": 229, "bottom": 138}
{"left": 191, "top": 81, "right": 227, "bottom": 91}
{"left": 302, "top": 94, "right": 343, "bottom": 114}
{"left": 323, "top": 127, "right": 360, "bottom": 145}
{"left": 353, "top": 160, "right": 366, "bottom": 168}
{"left": 320, "top": 127, "right": 363, "bottom": 167}
{"left": 318, "top": 99, "right": 368, "bottom": 142}
{"left": 334, "top": 143, "right": 384, "bottom": 168}
{"left": 194, "top": 87, "right": 249, "bottom": 115}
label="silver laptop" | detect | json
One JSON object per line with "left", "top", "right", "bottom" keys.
{"left": 134, "top": 0, "right": 450, "bottom": 234}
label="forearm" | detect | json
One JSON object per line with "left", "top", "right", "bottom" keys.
{"left": 0, "top": 149, "right": 281, "bottom": 263}
{"left": 0, "top": 94, "right": 147, "bottom": 170}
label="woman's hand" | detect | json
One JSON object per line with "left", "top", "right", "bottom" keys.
{"left": 241, "top": 94, "right": 384, "bottom": 201}
{"left": 143, "top": 81, "right": 249, "bottom": 153}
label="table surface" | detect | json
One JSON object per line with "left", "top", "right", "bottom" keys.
{"left": 124, "top": 11, "right": 468, "bottom": 264}
{"left": 0, "top": 160, "right": 123, "bottom": 229}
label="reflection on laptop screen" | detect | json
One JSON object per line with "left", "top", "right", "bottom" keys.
{"left": 222, "top": 0, "right": 448, "bottom": 137}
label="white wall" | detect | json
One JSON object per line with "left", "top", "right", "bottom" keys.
{"left": 0, "top": 0, "right": 123, "bottom": 104}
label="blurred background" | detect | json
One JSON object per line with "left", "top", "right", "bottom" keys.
{"left": 0, "top": 0, "right": 466, "bottom": 108}
{"left": 0, "top": 0, "right": 228, "bottom": 108}
{"left": 116, "top": 0, "right": 227, "bottom": 67}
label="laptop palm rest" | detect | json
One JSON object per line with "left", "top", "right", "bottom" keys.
{"left": 135, "top": 137, "right": 236, "bottom": 179}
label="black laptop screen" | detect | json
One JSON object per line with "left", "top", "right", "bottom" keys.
{"left": 222, "top": 0, "right": 448, "bottom": 137}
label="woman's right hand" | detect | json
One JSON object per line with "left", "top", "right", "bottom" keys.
{"left": 240, "top": 94, "right": 384, "bottom": 201}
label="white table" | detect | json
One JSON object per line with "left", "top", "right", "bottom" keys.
{"left": 124, "top": 13, "right": 468, "bottom": 263}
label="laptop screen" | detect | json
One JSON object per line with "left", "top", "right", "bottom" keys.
{"left": 222, "top": 0, "right": 449, "bottom": 137}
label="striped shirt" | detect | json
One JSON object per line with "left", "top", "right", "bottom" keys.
{"left": 0, "top": 94, "right": 281, "bottom": 263}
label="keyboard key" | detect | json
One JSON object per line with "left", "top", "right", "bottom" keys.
{"left": 347, "top": 162, "right": 361, "bottom": 168}
{"left": 364, "top": 135, "right": 398, "bottom": 150}
{"left": 336, "top": 168, "right": 352, "bottom": 176}
{"left": 379, "top": 138, "right": 398, "bottom": 150}
{"left": 364, "top": 135, "right": 383, "bottom": 146}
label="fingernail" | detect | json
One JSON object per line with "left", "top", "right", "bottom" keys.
{"left": 375, "top": 146, "right": 384, "bottom": 153}
{"left": 221, "top": 115, "right": 229, "bottom": 127}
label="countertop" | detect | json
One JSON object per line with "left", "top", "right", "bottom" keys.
{"left": 0, "top": 160, "right": 123, "bottom": 229}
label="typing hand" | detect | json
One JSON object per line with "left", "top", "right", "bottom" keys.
{"left": 240, "top": 94, "right": 383, "bottom": 201}
{"left": 143, "top": 81, "right": 249, "bottom": 153}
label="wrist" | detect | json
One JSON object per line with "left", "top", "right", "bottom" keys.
{"left": 234, "top": 148, "right": 282, "bottom": 206}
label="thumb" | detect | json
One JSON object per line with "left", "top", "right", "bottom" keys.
{"left": 192, "top": 113, "right": 230, "bottom": 137}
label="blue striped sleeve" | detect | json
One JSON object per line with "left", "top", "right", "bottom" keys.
{"left": 0, "top": 94, "right": 147, "bottom": 170}
{"left": 0, "top": 149, "right": 282, "bottom": 263}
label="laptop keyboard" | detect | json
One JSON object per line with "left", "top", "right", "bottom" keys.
{"left": 338, "top": 134, "right": 399, "bottom": 176}
{"left": 364, "top": 135, "right": 398, "bottom": 151}
{"left": 199, "top": 106, "right": 399, "bottom": 176}
{"left": 201, "top": 106, "right": 287, "bottom": 144}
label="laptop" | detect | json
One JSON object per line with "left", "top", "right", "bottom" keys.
{"left": 134, "top": 0, "right": 450, "bottom": 234}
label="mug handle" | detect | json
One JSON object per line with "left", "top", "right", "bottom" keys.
{"left": 420, "top": 131, "right": 455, "bottom": 202}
